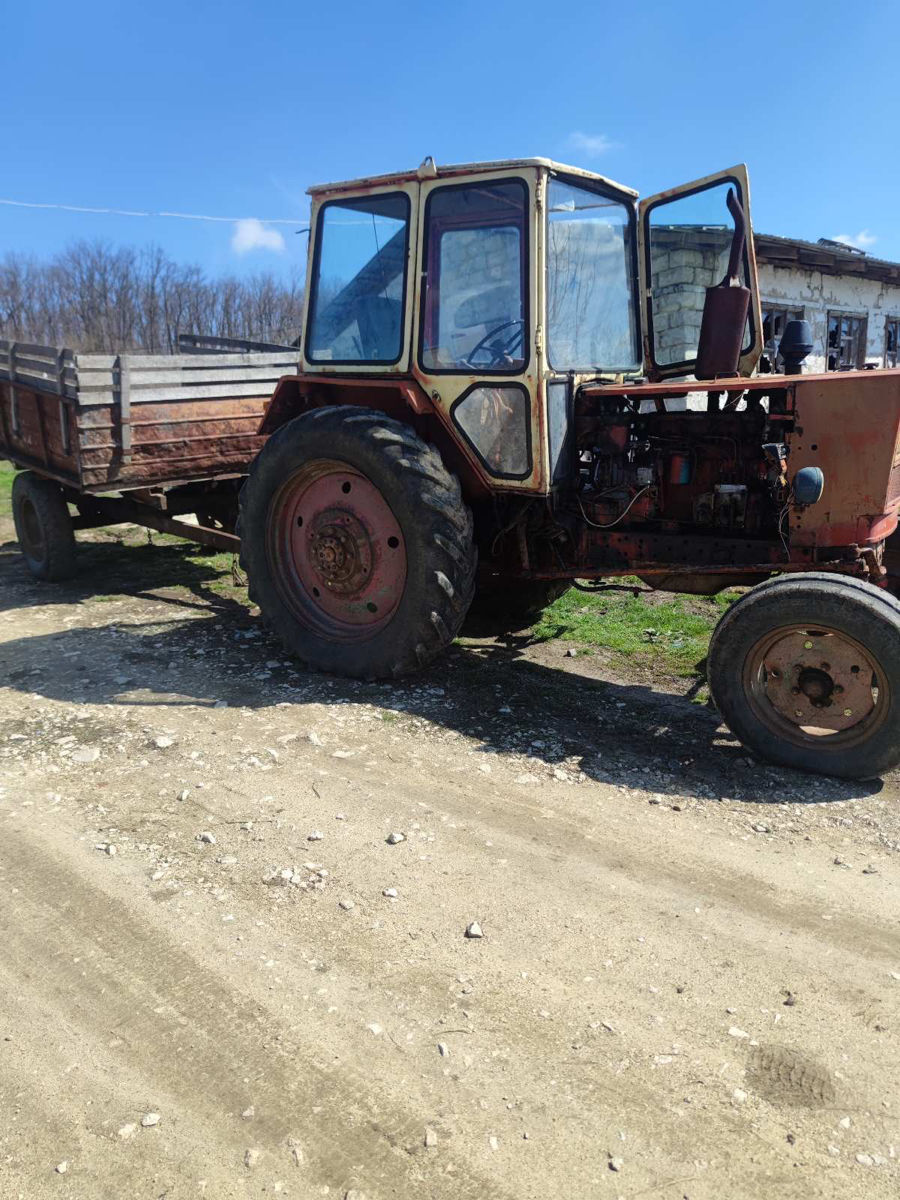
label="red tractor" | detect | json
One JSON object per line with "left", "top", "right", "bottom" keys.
{"left": 237, "top": 157, "right": 900, "bottom": 780}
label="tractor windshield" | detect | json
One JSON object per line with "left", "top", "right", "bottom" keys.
{"left": 306, "top": 192, "right": 410, "bottom": 364}
{"left": 546, "top": 178, "right": 640, "bottom": 373}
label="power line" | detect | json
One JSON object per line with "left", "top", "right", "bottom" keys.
{"left": 0, "top": 197, "right": 302, "bottom": 225}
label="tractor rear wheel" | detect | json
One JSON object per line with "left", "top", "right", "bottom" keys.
{"left": 11, "top": 471, "right": 77, "bottom": 581}
{"left": 238, "top": 407, "right": 476, "bottom": 679}
{"left": 707, "top": 572, "right": 900, "bottom": 779}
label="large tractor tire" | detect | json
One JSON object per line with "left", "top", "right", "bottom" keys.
{"left": 11, "top": 471, "right": 77, "bottom": 581}
{"left": 707, "top": 572, "right": 900, "bottom": 779}
{"left": 237, "top": 406, "right": 477, "bottom": 679}
{"left": 464, "top": 579, "right": 570, "bottom": 634}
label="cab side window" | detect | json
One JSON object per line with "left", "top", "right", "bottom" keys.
{"left": 420, "top": 180, "right": 528, "bottom": 374}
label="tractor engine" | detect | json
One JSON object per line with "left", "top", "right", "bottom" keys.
{"left": 574, "top": 407, "right": 785, "bottom": 537}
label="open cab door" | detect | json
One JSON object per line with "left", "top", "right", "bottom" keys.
{"left": 638, "top": 164, "right": 763, "bottom": 382}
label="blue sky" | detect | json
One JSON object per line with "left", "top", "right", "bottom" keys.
{"left": 4, "top": 0, "right": 897, "bottom": 281}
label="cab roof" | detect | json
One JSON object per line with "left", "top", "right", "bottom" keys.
{"left": 307, "top": 157, "right": 639, "bottom": 199}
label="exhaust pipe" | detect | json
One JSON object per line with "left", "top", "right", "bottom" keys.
{"left": 695, "top": 188, "right": 751, "bottom": 381}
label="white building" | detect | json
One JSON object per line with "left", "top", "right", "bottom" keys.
{"left": 755, "top": 234, "right": 900, "bottom": 373}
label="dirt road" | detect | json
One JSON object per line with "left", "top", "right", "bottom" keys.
{"left": 1, "top": 522, "right": 899, "bottom": 1200}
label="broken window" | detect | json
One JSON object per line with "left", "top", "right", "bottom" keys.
{"left": 826, "top": 312, "right": 867, "bottom": 371}
{"left": 761, "top": 305, "right": 803, "bottom": 371}
{"left": 886, "top": 319, "right": 900, "bottom": 369}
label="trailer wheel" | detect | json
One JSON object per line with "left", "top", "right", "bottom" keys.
{"left": 707, "top": 573, "right": 900, "bottom": 779}
{"left": 238, "top": 407, "right": 477, "bottom": 679}
{"left": 11, "top": 471, "right": 77, "bottom": 582}
{"left": 464, "top": 579, "right": 569, "bottom": 633}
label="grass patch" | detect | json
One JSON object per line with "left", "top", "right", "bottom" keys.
{"left": 534, "top": 582, "right": 740, "bottom": 678}
{"left": 0, "top": 461, "right": 15, "bottom": 519}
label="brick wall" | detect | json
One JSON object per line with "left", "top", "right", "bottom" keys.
{"left": 650, "top": 229, "right": 731, "bottom": 364}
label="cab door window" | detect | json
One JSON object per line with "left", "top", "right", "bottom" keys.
{"left": 419, "top": 179, "right": 528, "bottom": 374}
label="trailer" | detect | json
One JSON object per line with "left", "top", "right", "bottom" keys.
{"left": 0, "top": 337, "right": 299, "bottom": 577}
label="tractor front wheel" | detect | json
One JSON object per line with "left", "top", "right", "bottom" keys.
{"left": 707, "top": 572, "right": 900, "bottom": 779}
{"left": 238, "top": 407, "right": 476, "bottom": 678}
{"left": 11, "top": 471, "right": 77, "bottom": 581}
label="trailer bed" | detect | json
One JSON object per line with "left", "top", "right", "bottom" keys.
{"left": 0, "top": 340, "right": 298, "bottom": 492}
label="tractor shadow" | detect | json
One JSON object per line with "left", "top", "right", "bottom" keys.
{"left": 0, "top": 534, "right": 883, "bottom": 806}
{"left": 0, "top": 532, "right": 247, "bottom": 618}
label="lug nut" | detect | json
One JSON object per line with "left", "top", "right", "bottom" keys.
{"left": 843, "top": 708, "right": 853, "bottom": 717}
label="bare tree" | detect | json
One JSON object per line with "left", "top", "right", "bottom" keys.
{"left": 0, "top": 240, "right": 305, "bottom": 352}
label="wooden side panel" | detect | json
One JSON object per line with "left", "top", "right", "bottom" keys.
{"left": 73, "top": 350, "right": 300, "bottom": 407}
{"left": 0, "top": 381, "right": 80, "bottom": 485}
{"left": 75, "top": 394, "right": 269, "bottom": 490}
{"left": 1, "top": 343, "right": 296, "bottom": 491}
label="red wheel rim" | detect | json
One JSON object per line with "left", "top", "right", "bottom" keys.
{"left": 267, "top": 459, "right": 407, "bottom": 642}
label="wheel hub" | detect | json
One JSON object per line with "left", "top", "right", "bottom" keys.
{"left": 797, "top": 667, "right": 834, "bottom": 705}
{"left": 760, "top": 629, "right": 876, "bottom": 732}
{"left": 270, "top": 460, "right": 407, "bottom": 638}
{"left": 309, "top": 515, "right": 372, "bottom": 592}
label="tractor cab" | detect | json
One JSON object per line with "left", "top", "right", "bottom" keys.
{"left": 299, "top": 157, "right": 763, "bottom": 494}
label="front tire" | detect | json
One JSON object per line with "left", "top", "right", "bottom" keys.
{"left": 238, "top": 407, "right": 476, "bottom": 679}
{"left": 11, "top": 471, "right": 77, "bottom": 581}
{"left": 707, "top": 572, "right": 900, "bottom": 779}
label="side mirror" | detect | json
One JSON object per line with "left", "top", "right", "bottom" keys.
{"left": 695, "top": 189, "right": 751, "bottom": 379}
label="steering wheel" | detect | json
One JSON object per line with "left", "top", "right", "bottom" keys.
{"left": 465, "top": 319, "right": 524, "bottom": 369}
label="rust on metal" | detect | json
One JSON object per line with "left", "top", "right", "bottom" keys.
{"left": 694, "top": 188, "right": 752, "bottom": 380}
{"left": 268, "top": 460, "right": 408, "bottom": 638}
{"left": 74, "top": 493, "right": 240, "bottom": 552}
{"left": 760, "top": 628, "right": 877, "bottom": 732}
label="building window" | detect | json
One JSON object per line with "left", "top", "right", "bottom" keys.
{"left": 827, "top": 312, "right": 867, "bottom": 371}
{"left": 887, "top": 319, "right": 900, "bottom": 369}
{"left": 762, "top": 305, "right": 803, "bottom": 371}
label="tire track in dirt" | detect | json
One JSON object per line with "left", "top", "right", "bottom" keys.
{"left": 0, "top": 820, "right": 518, "bottom": 1200}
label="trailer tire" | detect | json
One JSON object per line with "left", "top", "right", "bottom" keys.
{"left": 707, "top": 573, "right": 900, "bottom": 779}
{"left": 237, "top": 407, "right": 476, "bottom": 679}
{"left": 11, "top": 471, "right": 77, "bottom": 582}
{"left": 464, "top": 579, "right": 570, "bottom": 633}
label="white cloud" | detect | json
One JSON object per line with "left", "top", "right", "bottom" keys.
{"left": 565, "top": 131, "right": 618, "bottom": 158}
{"left": 231, "top": 218, "right": 286, "bottom": 254}
{"left": 833, "top": 229, "right": 877, "bottom": 250}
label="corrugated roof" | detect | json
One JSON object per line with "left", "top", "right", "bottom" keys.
{"left": 755, "top": 233, "right": 900, "bottom": 284}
